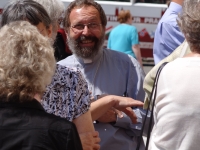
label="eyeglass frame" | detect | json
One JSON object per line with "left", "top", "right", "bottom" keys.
{"left": 70, "top": 22, "right": 102, "bottom": 33}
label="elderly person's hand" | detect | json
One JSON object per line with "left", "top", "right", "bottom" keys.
{"left": 97, "top": 108, "right": 119, "bottom": 123}
{"left": 92, "top": 95, "right": 143, "bottom": 123}
{"left": 79, "top": 131, "right": 100, "bottom": 150}
{"left": 111, "top": 95, "right": 143, "bottom": 109}
{"left": 97, "top": 107, "right": 137, "bottom": 123}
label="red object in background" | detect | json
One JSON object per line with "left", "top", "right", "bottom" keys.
{"left": 0, "top": 9, "right": 3, "bottom": 14}
{"left": 161, "top": 9, "right": 166, "bottom": 17}
{"left": 57, "top": 29, "right": 72, "bottom": 55}
{"left": 140, "top": 48, "right": 153, "bottom": 58}
{"left": 115, "top": 8, "right": 118, "bottom": 16}
{"left": 138, "top": 28, "right": 154, "bottom": 58}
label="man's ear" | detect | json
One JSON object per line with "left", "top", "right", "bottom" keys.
{"left": 47, "top": 25, "right": 53, "bottom": 38}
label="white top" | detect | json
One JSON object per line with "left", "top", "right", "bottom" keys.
{"left": 150, "top": 57, "right": 200, "bottom": 150}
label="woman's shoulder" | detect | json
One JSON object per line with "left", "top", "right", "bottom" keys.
{"left": 55, "top": 64, "right": 81, "bottom": 75}
{"left": 42, "top": 64, "right": 90, "bottom": 121}
{"left": 47, "top": 64, "right": 88, "bottom": 95}
{"left": 53, "top": 64, "right": 84, "bottom": 82}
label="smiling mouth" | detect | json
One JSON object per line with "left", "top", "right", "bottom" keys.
{"left": 81, "top": 40, "right": 93, "bottom": 44}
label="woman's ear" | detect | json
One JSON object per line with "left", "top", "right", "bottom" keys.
{"left": 47, "top": 25, "right": 53, "bottom": 38}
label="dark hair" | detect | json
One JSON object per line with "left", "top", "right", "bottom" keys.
{"left": 64, "top": 0, "right": 107, "bottom": 29}
{"left": 1, "top": 0, "right": 51, "bottom": 28}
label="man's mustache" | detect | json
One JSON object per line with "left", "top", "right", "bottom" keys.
{"left": 76, "top": 35, "right": 98, "bottom": 43}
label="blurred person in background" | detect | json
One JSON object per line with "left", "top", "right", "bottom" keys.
{"left": 107, "top": 10, "right": 143, "bottom": 67}
{"left": 153, "top": 0, "right": 184, "bottom": 64}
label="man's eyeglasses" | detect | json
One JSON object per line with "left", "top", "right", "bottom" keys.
{"left": 71, "top": 23, "right": 101, "bottom": 33}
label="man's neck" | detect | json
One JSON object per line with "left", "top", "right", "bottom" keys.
{"left": 172, "top": 0, "right": 183, "bottom": 6}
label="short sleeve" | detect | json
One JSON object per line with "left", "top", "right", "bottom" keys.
{"left": 131, "top": 27, "right": 139, "bottom": 45}
{"left": 153, "top": 22, "right": 185, "bottom": 64}
{"left": 41, "top": 64, "right": 90, "bottom": 122}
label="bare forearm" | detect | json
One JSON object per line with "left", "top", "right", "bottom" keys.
{"left": 73, "top": 111, "right": 100, "bottom": 150}
{"left": 132, "top": 44, "right": 143, "bottom": 67}
{"left": 90, "top": 95, "right": 116, "bottom": 121}
{"left": 73, "top": 110, "right": 95, "bottom": 133}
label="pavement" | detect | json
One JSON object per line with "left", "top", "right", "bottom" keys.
{"left": 142, "top": 58, "right": 154, "bottom": 74}
{"left": 143, "top": 66, "right": 153, "bottom": 75}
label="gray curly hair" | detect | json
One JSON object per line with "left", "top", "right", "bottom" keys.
{"left": 33, "top": 0, "right": 65, "bottom": 40}
{"left": 178, "top": 0, "right": 200, "bottom": 52}
{"left": 0, "top": 21, "right": 56, "bottom": 101}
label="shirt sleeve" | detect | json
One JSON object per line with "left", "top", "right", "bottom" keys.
{"left": 131, "top": 27, "right": 139, "bottom": 46}
{"left": 41, "top": 64, "right": 90, "bottom": 122}
{"left": 153, "top": 22, "right": 185, "bottom": 64}
{"left": 161, "top": 22, "right": 184, "bottom": 53}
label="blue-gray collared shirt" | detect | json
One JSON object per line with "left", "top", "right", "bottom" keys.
{"left": 58, "top": 48, "right": 146, "bottom": 150}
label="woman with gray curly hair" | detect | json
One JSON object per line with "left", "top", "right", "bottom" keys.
{"left": 149, "top": 0, "right": 200, "bottom": 150}
{"left": 0, "top": 21, "right": 82, "bottom": 150}
{"left": 0, "top": 21, "right": 55, "bottom": 101}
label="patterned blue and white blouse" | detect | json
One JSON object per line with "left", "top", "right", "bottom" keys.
{"left": 41, "top": 64, "right": 90, "bottom": 121}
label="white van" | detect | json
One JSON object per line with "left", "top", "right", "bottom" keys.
{"left": 0, "top": 0, "right": 167, "bottom": 60}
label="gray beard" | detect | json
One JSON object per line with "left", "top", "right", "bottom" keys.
{"left": 67, "top": 33, "right": 105, "bottom": 59}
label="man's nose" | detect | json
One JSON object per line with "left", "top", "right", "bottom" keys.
{"left": 82, "top": 25, "right": 91, "bottom": 35}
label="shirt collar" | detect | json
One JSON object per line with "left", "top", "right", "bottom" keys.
{"left": 0, "top": 98, "right": 45, "bottom": 111}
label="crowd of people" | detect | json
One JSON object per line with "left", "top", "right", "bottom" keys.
{"left": 0, "top": 0, "right": 199, "bottom": 150}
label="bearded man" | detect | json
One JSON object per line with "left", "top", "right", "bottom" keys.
{"left": 58, "top": 0, "right": 146, "bottom": 149}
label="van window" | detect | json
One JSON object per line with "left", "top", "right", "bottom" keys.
{"left": 96, "top": 0, "right": 131, "bottom": 2}
{"left": 135, "top": 0, "right": 167, "bottom": 4}
{"left": 96, "top": 0, "right": 168, "bottom": 4}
